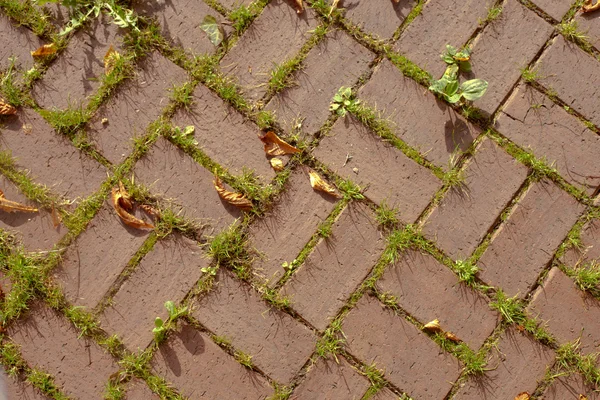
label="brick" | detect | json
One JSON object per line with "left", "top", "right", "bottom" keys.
{"left": 562, "top": 218, "right": 600, "bottom": 270}
{"left": 536, "top": 35, "right": 600, "bottom": 127}
{"left": 543, "top": 374, "right": 600, "bottom": 400}
{"left": 217, "top": 0, "right": 253, "bottom": 9}
{"left": 343, "top": 295, "right": 461, "bottom": 399}
{"left": 32, "top": 14, "right": 124, "bottom": 110}
{"left": 0, "top": 108, "right": 107, "bottom": 202}
{"left": 281, "top": 203, "right": 385, "bottom": 331}
{"left": 358, "top": 60, "right": 480, "bottom": 168}
{"left": 123, "top": 378, "right": 160, "bottom": 400}
{"left": 220, "top": 0, "right": 319, "bottom": 102}
{"left": 377, "top": 249, "right": 498, "bottom": 350}
{"left": 134, "top": 0, "right": 230, "bottom": 55}
{"left": 313, "top": 115, "right": 441, "bottom": 223}
{"left": 0, "top": 14, "right": 44, "bottom": 72}
{"left": 2, "top": 369, "right": 49, "bottom": 400}
{"left": 193, "top": 270, "right": 316, "bottom": 383}
{"left": 469, "top": 0, "right": 553, "bottom": 115}
{"left": 290, "top": 356, "right": 369, "bottom": 400}
{"left": 53, "top": 201, "right": 151, "bottom": 309}
{"left": 423, "top": 138, "right": 528, "bottom": 259}
{"left": 266, "top": 29, "right": 373, "bottom": 136}
{"left": 134, "top": 137, "right": 241, "bottom": 234}
{"left": 248, "top": 169, "right": 338, "bottom": 285}
{"left": 101, "top": 235, "right": 205, "bottom": 351}
{"left": 370, "top": 388, "right": 400, "bottom": 400}
{"left": 532, "top": 0, "right": 574, "bottom": 20}
{"left": 527, "top": 267, "right": 600, "bottom": 354}
{"left": 343, "top": 0, "right": 415, "bottom": 39}
{"left": 9, "top": 303, "right": 118, "bottom": 399}
{"left": 88, "top": 52, "right": 189, "bottom": 164}
{"left": 455, "top": 328, "right": 555, "bottom": 399}
{"left": 171, "top": 83, "right": 275, "bottom": 182}
{"left": 576, "top": 12, "right": 600, "bottom": 52}
{"left": 151, "top": 323, "right": 273, "bottom": 399}
{"left": 395, "top": 0, "right": 495, "bottom": 78}
{"left": 0, "top": 176, "right": 64, "bottom": 251}
{"left": 478, "top": 180, "right": 584, "bottom": 296}
{"left": 496, "top": 84, "right": 600, "bottom": 195}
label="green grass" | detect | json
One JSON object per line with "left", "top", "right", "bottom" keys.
{"left": 479, "top": 4, "right": 503, "bottom": 26}
{"left": 375, "top": 202, "right": 399, "bottom": 230}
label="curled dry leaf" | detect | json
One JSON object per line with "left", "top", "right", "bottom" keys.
{"left": 294, "top": 0, "right": 303, "bottom": 13}
{"left": 213, "top": 175, "right": 253, "bottom": 211}
{"left": 580, "top": 395, "right": 588, "bottom": 400}
{"left": 103, "top": 45, "right": 121, "bottom": 75}
{"left": 0, "top": 189, "right": 38, "bottom": 213}
{"left": 308, "top": 169, "right": 341, "bottom": 198}
{"left": 111, "top": 182, "right": 154, "bottom": 230}
{"left": 0, "top": 100, "right": 16, "bottom": 116}
{"left": 423, "top": 319, "right": 442, "bottom": 333}
{"left": 31, "top": 43, "right": 57, "bottom": 57}
{"left": 270, "top": 158, "right": 285, "bottom": 172}
{"left": 583, "top": 0, "right": 600, "bottom": 12}
{"left": 514, "top": 392, "right": 530, "bottom": 400}
{"left": 445, "top": 332, "right": 461, "bottom": 343}
{"left": 51, "top": 205, "right": 62, "bottom": 228}
{"left": 259, "top": 131, "right": 300, "bottom": 156}
{"left": 140, "top": 204, "right": 161, "bottom": 219}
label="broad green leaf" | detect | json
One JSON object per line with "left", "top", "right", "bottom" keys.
{"left": 341, "top": 87, "right": 352, "bottom": 97}
{"left": 183, "top": 125, "right": 195, "bottom": 136}
{"left": 164, "top": 300, "right": 176, "bottom": 317}
{"left": 442, "top": 64, "right": 459, "bottom": 81}
{"left": 329, "top": 103, "right": 340, "bottom": 110}
{"left": 445, "top": 93, "right": 462, "bottom": 104}
{"left": 444, "top": 79, "right": 459, "bottom": 96}
{"left": 333, "top": 93, "right": 343, "bottom": 102}
{"left": 442, "top": 54, "right": 455, "bottom": 64}
{"left": 429, "top": 78, "right": 448, "bottom": 94}
{"left": 200, "top": 15, "right": 225, "bottom": 47}
{"left": 460, "top": 79, "right": 488, "bottom": 101}
{"left": 445, "top": 44, "right": 457, "bottom": 56}
{"left": 458, "top": 60, "right": 472, "bottom": 72}
{"left": 154, "top": 317, "right": 164, "bottom": 328}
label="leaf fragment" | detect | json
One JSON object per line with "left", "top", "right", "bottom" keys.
{"left": 199, "top": 15, "right": 225, "bottom": 47}
{"left": 51, "top": 204, "right": 61, "bottom": 228}
{"left": 140, "top": 204, "right": 161, "bottom": 219}
{"left": 580, "top": 395, "right": 588, "bottom": 400}
{"left": 423, "top": 319, "right": 442, "bottom": 333}
{"left": 514, "top": 392, "right": 530, "bottom": 400}
{"left": 445, "top": 332, "right": 462, "bottom": 343}
{"left": 31, "top": 43, "right": 57, "bottom": 57}
{"left": 583, "top": 0, "right": 600, "bottom": 12}
{"left": 103, "top": 45, "right": 121, "bottom": 75}
{"left": 308, "top": 169, "right": 341, "bottom": 198}
{"left": 213, "top": 175, "right": 253, "bottom": 211}
{"left": 294, "top": 0, "right": 304, "bottom": 13}
{"left": 0, "top": 189, "right": 38, "bottom": 213}
{"left": 270, "top": 158, "right": 285, "bottom": 172}
{"left": 111, "top": 182, "right": 154, "bottom": 230}
{"left": 259, "top": 131, "right": 300, "bottom": 156}
{"left": 0, "top": 100, "right": 17, "bottom": 116}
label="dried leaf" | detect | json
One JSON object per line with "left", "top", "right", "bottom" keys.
{"left": 199, "top": 15, "right": 225, "bottom": 47}
{"left": 583, "top": 0, "right": 600, "bottom": 12}
{"left": 140, "top": 204, "right": 161, "bottom": 219}
{"left": 0, "top": 100, "right": 16, "bottom": 116}
{"left": 0, "top": 189, "right": 38, "bottom": 213}
{"left": 423, "top": 319, "right": 442, "bottom": 333}
{"left": 445, "top": 332, "right": 462, "bottom": 343}
{"left": 308, "top": 169, "right": 341, "bottom": 198}
{"left": 392, "top": 0, "right": 400, "bottom": 3}
{"left": 111, "top": 182, "right": 154, "bottom": 230}
{"left": 213, "top": 175, "right": 253, "bottom": 211}
{"left": 294, "top": 0, "right": 303, "bottom": 13}
{"left": 514, "top": 393, "right": 530, "bottom": 400}
{"left": 31, "top": 43, "right": 57, "bottom": 57}
{"left": 580, "top": 395, "right": 588, "bottom": 400}
{"left": 259, "top": 131, "right": 300, "bottom": 156}
{"left": 103, "top": 45, "right": 121, "bottom": 75}
{"left": 51, "top": 205, "right": 61, "bottom": 228}
{"left": 270, "top": 158, "right": 285, "bottom": 172}
{"left": 22, "top": 124, "right": 33, "bottom": 134}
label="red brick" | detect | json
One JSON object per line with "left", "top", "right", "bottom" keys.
{"left": 370, "top": 388, "right": 400, "bottom": 400}
{"left": 220, "top": 0, "right": 319, "bottom": 102}
{"left": 479, "top": 180, "right": 584, "bottom": 297}
{"left": 455, "top": 328, "right": 555, "bottom": 399}
{"left": 0, "top": 176, "right": 64, "bottom": 251}
{"left": 53, "top": 201, "right": 151, "bottom": 309}
{"left": 533, "top": 0, "right": 573, "bottom": 20}
{"left": 343, "top": 0, "right": 415, "bottom": 39}
{"left": 543, "top": 374, "right": 599, "bottom": 400}
{"left": 281, "top": 203, "right": 385, "bottom": 331}
{"left": 151, "top": 323, "right": 273, "bottom": 398}
{"left": 343, "top": 295, "right": 461, "bottom": 399}
{"left": 469, "top": 0, "right": 553, "bottom": 115}
{"left": 358, "top": 60, "right": 480, "bottom": 168}
{"left": 0, "top": 108, "right": 107, "bottom": 202}
{"left": 290, "top": 356, "right": 369, "bottom": 400}
{"left": 32, "top": 14, "right": 124, "bottom": 110}
{"left": 497, "top": 84, "right": 600, "bottom": 195}
{"left": 88, "top": 52, "right": 189, "bottom": 164}
{"left": 377, "top": 249, "right": 498, "bottom": 350}
{"left": 537, "top": 35, "right": 600, "bottom": 127}
{"left": 171, "top": 83, "right": 275, "bottom": 182}
{"left": 576, "top": 12, "right": 600, "bottom": 52}
{"left": 248, "top": 169, "right": 338, "bottom": 285}
{"left": 562, "top": 218, "right": 600, "bottom": 270}
{"left": 123, "top": 378, "right": 160, "bottom": 400}
{"left": 527, "top": 267, "right": 600, "bottom": 355}
{"left": 8, "top": 303, "right": 118, "bottom": 399}
{"left": 2, "top": 369, "right": 50, "bottom": 399}
{"left": 193, "top": 270, "right": 316, "bottom": 383}
{"left": 312, "top": 115, "right": 441, "bottom": 223}
{"left": 101, "top": 235, "right": 206, "bottom": 351}
{"left": 395, "top": 0, "right": 495, "bottom": 78}
{"left": 133, "top": 137, "right": 241, "bottom": 234}
{"left": 423, "top": 138, "right": 528, "bottom": 259}
{"left": 265, "top": 29, "right": 373, "bottom": 136}
{"left": 0, "top": 14, "right": 44, "bottom": 72}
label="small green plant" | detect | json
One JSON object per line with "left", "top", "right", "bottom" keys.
{"left": 440, "top": 45, "right": 473, "bottom": 72}
{"left": 171, "top": 125, "right": 197, "bottom": 146}
{"left": 152, "top": 301, "right": 187, "bottom": 342}
{"left": 571, "top": 260, "right": 600, "bottom": 295}
{"left": 454, "top": 259, "right": 479, "bottom": 286}
{"left": 329, "top": 87, "right": 360, "bottom": 117}
{"left": 201, "top": 265, "right": 218, "bottom": 276}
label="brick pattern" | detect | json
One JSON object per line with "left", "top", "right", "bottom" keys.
{"left": 543, "top": 374, "right": 600, "bottom": 400}
{"left": 343, "top": 0, "right": 416, "bottom": 40}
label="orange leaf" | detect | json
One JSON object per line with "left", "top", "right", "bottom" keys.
{"left": 514, "top": 392, "right": 530, "bottom": 400}
{"left": 213, "top": 175, "right": 253, "bottom": 211}
{"left": 445, "top": 332, "right": 461, "bottom": 343}
{"left": 51, "top": 204, "right": 62, "bottom": 228}
{"left": 0, "top": 189, "right": 38, "bottom": 213}
{"left": 140, "top": 204, "right": 161, "bottom": 219}
{"left": 104, "top": 45, "right": 121, "bottom": 75}
{"left": 580, "top": 395, "right": 588, "bottom": 400}
{"left": 269, "top": 158, "right": 285, "bottom": 171}
{"left": 308, "top": 169, "right": 341, "bottom": 198}
{"left": 31, "top": 43, "right": 57, "bottom": 57}
{"left": 423, "top": 319, "right": 442, "bottom": 333}
{"left": 111, "top": 182, "right": 154, "bottom": 230}
{"left": 259, "top": 131, "right": 300, "bottom": 156}
{"left": 0, "top": 100, "right": 16, "bottom": 116}
{"left": 583, "top": 0, "right": 600, "bottom": 12}
{"left": 294, "top": 0, "right": 303, "bottom": 13}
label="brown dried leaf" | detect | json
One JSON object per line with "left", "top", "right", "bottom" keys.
{"left": 103, "top": 45, "right": 121, "bottom": 75}
{"left": 0, "top": 100, "right": 16, "bottom": 116}
{"left": 22, "top": 124, "right": 33, "bottom": 134}
{"left": 308, "top": 169, "right": 341, "bottom": 198}
{"left": 583, "top": 0, "right": 600, "bottom": 12}
{"left": 140, "top": 204, "right": 161, "bottom": 219}
{"left": 423, "top": 319, "right": 442, "bottom": 333}
{"left": 111, "top": 182, "right": 154, "bottom": 230}
{"left": 51, "top": 205, "right": 61, "bottom": 228}
{"left": 213, "top": 175, "right": 253, "bottom": 211}
{"left": 445, "top": 331, "right": 461, "bottom": 343}
{"left": 270, "top": 158, "right": 285, "bottom": 172}
{"left": 31, "top": 43, "right": 57, "bottom": 57}
{"left": 294, "top": 0, "right": 303, "bottom": 13}
{"left": 0, "top": 189, "right": 38, "bottom": 213}
{"left": 392, "top": 0, "right": 400, "bottom": 3}
{"left": 514, "top": 392, "right": 530, "bottom": 400}
{"left": 580, "top": 395, "right": 588, "bottom": 400}
{"left": 259, "top": 131, "right": 300, "bottom": 156}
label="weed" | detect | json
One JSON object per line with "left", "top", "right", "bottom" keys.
{"left": 375, "top": 201, "right": 399, "bottom": 229}
{"left": 39, "top": 106, "right": 89, "bottom": 135}
{"left": 454, "top": 260, "right": 479, "bottom": 286}
{"left": 234, "top": 350, "right": 254, "bottom": 368}
{"left": 336, "top": 179, "right": 364, "bottom": 201}
{"left": 229, "top": 5, "right": 254, "bottom": 35}
{"left": 208, "top": 225, "right": 252, "bottom": 279}
{"left": 201, "top": 265, "right": 218, "bottom": 276}
{"left": 558, "top": 20, "right": 589, "bottom": 43}
{"left": 315, "top": 319, "right": 345, "bottom": 359}
{"left": 361, "top": 363, "right": 386, "bottom": 391}
{"left": 489, "top": 290, "right": 524, "bottom": 325}
{"left": 521, "top": 66, "right": 540, "bottom": 83}
{"left": 440, "top": 44, "right": 473, "bottom": 72}
{"left": 479, "top": 5, "right": 503, "bottom": 26}
{"left": 329, "top": 87, "right": 360, "bottom": 117}
{"left": 429, "top": 63, "right": 488, "bottom": 104}
{"left": 152, "top": 300, "right": 187, "bottom": 342}
{"left": 171, "top": 125, "right": 198, "bottom": 147}
{"left": 568, "top": 260, "right": 600, "bottom": 296}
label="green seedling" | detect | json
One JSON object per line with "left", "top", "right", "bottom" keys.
{"left": 172, "top": 125, "right": 198, "bottom": 146}
{"left": 201, "top": 265, "right": 218, "bottom": 276}
{"left": 429, "top": 64, "right": 488, "bottom": 104}
{"left": 441, "top": 44, "right": 472, "bottom": 72}
{"left": 329, "top": 86, "right": 360, "bottom": 117}
{"left": 152, "top": 300, "right": 187, "bottom": 342}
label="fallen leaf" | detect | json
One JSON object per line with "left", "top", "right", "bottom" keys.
{"left": 140, "top": 204, "right": 161, "bottom": 219}
{"left": 0, "top": 189, "right": 38, "bottom": 213}
{"left": 259, "top": 131, "right": 300, "bottom": 156}
{"left": 51, "top": 205, "right": 61, "bottom": 228}
{"left": 213, "top": 175, "right": 253, "bottom": 211}
{"left": 0, "top": 100, "right": 16, "bottom": 116}
{"left": 423, "top": 319, "right": 442, "bottom": 333}
{"left": 445, "top": 332, "right": 461, "bottom": 343}
{"left": 514, "top": 392, "right": 530, "bottom": 400}
{"left": 308, "top": 169, "right": 341, "bottom": 198}
{"left": 200, "top": 15, "right": 225, "bottom": 46}
{"left": 580, "top": 395, "right": 588, "bottom": 400}
{"left": 111, "top": 182, "right": 154, "bottom": 230}
{"left": 294, "top": 0, "right": 303, "bottom": 13}
{"left": 31, "top": 43, "right": 57, "bottom": 57}
{"left": 583, "top": 0, "right": 600, "bottom": 12}
{"left": 393, "top": 0, "right": 400, "bottom": 3}
{"left": 270, "top": 158, "right": 284, "bottom": 172}
{"left": 103, "top": 45, "right": 121, "bottom": 75}
{"left": 22, "top": 124, "right": 33, "bottom": 134}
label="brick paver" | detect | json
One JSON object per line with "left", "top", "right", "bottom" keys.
{"left": 575, "top": 12, "right": 600, "bottom": 51}
{"left": 543, "top": 374, "right": 599, "bottom": 400}
{"left": 562, "top": 218, "right": 600, "bottom": 270}
{"left": 123, "top": 378, "right": 160, "bottom": 400}
{"left": 2, "top": 369, "right": 49, "bottom": 400}
{"left": 533, "top": 0, "right": 574, "bottom": 20}
{"left": 0, "top": 14, "right": 43, "bottom": 72}
{"left": 343, "top": 0, "right": 415, "bottom": 40}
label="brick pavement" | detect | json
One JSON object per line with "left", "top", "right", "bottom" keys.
{"left": 0, "top": 0, "right": 599, "bottom": 399}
